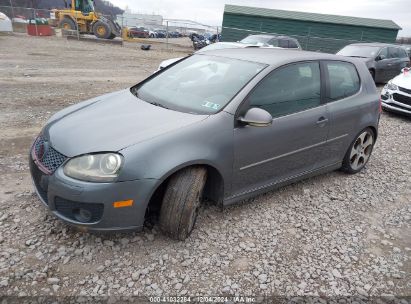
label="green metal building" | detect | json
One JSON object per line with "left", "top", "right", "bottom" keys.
{"left": 221, "top": 5, "right": 401, "bottom": 53}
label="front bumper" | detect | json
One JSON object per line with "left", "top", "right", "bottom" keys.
{"left": 29, "top": 154, "right": 158, "bottom": 231}
{"left": 381, "top": 88, "right": 411, "bottom": 116}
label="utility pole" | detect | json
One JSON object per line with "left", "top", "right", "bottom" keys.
{"left": 9, "top": 0, "right": 14, "bottom": 19}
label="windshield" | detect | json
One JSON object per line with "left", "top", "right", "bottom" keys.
{"left": 134, "top": 55, "right": 266, "bottom": 114}
{"left": 337, "top": 45, "right": 381, "bottom": 58}
{"left": 240, "top": 35, "right": 272, "bottom": 45}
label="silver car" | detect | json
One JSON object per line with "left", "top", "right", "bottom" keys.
{"left": 30, "top": 48, "right": 380, "bottom": 240}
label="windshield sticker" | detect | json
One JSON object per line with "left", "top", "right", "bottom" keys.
{"left": 202, "top": 101, "right": 220, "bottom": 110}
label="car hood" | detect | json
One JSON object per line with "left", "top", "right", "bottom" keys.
{"left": 44, "top": 89, "right": 208, "bottom": 157}
{"left": 391, "top": 71, "right": 411, "bottom": 89}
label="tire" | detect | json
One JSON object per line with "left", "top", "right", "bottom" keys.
{"left": 341, "top": 128, "right": 375, "bottom": 174}
{"left": 159, "top": 167, "right": 207, "bottom": 240}
{"left": 93, "top": 21, "right": 111, "bottom": 39}
{"left": 59, "top": 17, "right": 77, "bottom": 31}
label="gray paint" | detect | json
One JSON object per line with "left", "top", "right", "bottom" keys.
{"left": 30, "top": 48, "right": 380, "bottom": 231}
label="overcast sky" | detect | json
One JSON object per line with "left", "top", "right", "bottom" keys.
{"left": 109, "top": 0, "right": 411, "bottom": 36}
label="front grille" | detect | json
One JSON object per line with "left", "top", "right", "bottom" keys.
{"left": 392, "top": 93, "right": 411, "bottom": 106}
{"left": 29, "top": 156, "right": 49, "bottom": 204}
{"left": 54, "top": 197, "right": 104, "bottom": 223}
{"left": 33, "top": 136, "right": 67, "bottom": 173}
{"left": 399, "top": 86, "right": 411, "bottom": 95}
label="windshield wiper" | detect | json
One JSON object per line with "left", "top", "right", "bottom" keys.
{"left": 148, "top": 101, "right": 170, "bottom": 110}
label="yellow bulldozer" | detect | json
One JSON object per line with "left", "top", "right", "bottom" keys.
{"left": 53, "top": 0, "right": 121, "bottom": 39}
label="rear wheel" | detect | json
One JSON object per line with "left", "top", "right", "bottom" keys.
{"left": 341, "top": 128, "right": 375, "bottom": 174}
{"left": 59, "top": 17, "right": 77, "bottom": 31}
{"left": 93, "top": 21, "right": 111, "bottom": 39}
{"left": 159, "top": 167, "right": 207, "bottom": 240}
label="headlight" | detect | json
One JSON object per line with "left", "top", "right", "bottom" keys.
{"left": 386, "top": 81, "right": 398, "bottom": 91}
{"left": 63, "top": 153, "right": 123, "bottom": 182}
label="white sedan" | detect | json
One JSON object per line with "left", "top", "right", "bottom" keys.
{"left": 381, "top": 68, "right": 411, "bottom": 116}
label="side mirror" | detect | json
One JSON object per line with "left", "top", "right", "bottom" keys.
{"left": 238, "top": 107, "right": 272, "bottom": 127}
{"left": 376, "top": 54, "right": 385, "bottom": 61}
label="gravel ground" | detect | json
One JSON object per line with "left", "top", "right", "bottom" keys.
{"left": 0, "top": 34, "right": 410, "bottom": 300}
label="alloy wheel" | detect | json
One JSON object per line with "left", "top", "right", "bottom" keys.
{"left": 349, "top": 130, "right": 374, "bottom": 170}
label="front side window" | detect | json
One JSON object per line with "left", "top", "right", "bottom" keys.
{"left": 278, "top": 39, "right": 289, "bottom": 48}
{"left": 378, "top": 47, "right": 388, "bottom": 59}
{"left": 247, "top": 62, "right": 321, "bottom": 118}
{"left": 134, "top": 55, "right": 266, "bottom": 114}
{"left": 325, "top": 61, "right": 360, "bottom": 101}
{"left": 268, "top": 39, "right": 279, "bottom": 47}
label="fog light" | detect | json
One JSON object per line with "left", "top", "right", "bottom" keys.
{"left": 73, "top": 208, "right": 92, "bottom": 222}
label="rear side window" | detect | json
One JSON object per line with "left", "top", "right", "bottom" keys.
{"left": 398, "top": 48, "right": 408, "bottom": 58}
{"left": 248, "top": 62, "right": 321, "bottom": 118}
{"left": 325, "top": 61, "right": 360, "bottom": 101}
{"left": 388, "top": 47, "right": 400, "bottom": 58}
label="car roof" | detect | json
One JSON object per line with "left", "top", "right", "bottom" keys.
{"left": 197, "top": 47, "right": 358, "bottom": 66}
{"left": 347, "top": 42, "right": 401, "bottom": 48}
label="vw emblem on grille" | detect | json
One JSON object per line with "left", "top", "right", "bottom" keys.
{"left": 38, "top": 140, "right": 50, "bottom": 160}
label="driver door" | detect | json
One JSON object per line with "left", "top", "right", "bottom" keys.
{"left": 231, "top": 61, "right": 329, "bottom": 197}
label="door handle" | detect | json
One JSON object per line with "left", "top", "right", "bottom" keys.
{"left": 316, "top": 117, "right": 328, "bottom": 126}
{"left": 387, "top": 63, "right": 393, "bottom": 66}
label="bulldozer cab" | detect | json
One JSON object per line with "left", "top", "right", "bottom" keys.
{"left": 73, "top": 0, "right": 94, "bottom": 16}
{"left": 63, "top": 0, "right": 96, "bottom": 17}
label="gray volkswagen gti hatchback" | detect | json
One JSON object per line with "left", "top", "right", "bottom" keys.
{"left": 30, "top": 48, "right": 380, "bottom": 240}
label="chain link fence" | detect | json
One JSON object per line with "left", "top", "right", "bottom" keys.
{"left": 221, "top": 26, "right": 376, "bottom": 53}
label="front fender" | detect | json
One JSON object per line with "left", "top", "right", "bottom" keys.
{"left": 118, "top": 112, "right": 235, "bottom": 197}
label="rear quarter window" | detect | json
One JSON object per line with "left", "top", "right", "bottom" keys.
{"left": 325, "top": 61, "right": 360, "bottom": 101}
{"left": 289, "top": 40, "right": 299, "bottom": 48}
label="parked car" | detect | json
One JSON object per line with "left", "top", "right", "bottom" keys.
{"left": 30, "top": 48, "right": 380, "bottom": 240}
{"left": 380, "top": 68, "right": 411, "bottom": 116}
{"left": 154, "top": 30, "right": 166, "bottom": 38}
{"left": 401, "top": 44, "right": 411, "bottom": 61}
{"left": 156, "top": 41, "right": 256, "bottom": 71}
{"left": 148, "top": 30, "right": 157, "bottom": 38}
{"left": 127, "top": 27, "right": 149, "bottom": 38}
{"left": 336, "top": 43, "right": 410, "bottom": 83}
{"left": 240, "top": 34, "right": 302, "bottom": 50}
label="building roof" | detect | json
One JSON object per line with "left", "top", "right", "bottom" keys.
{"left": 224, "top": 4, "right": 401, "bottom": 30}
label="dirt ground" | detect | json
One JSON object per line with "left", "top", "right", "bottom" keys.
{"left": 0, "top": 34, "right": 410, "bottom": 299}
